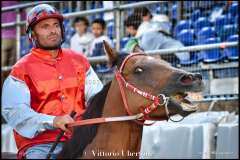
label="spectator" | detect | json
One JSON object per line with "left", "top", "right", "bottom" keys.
{"left": 90, "top": 18, "right": 113, "bottom": 57}
{"left": 139, "top": 14, "right": 190, "bottom": 61}
{"left": 124, "top": 14, "right": 142, "bottom": 37}
{"left": 123, "top": 14, "right": 142, "bottom": 52}
{"left": 70, "top": 17, "right": 94, "bottom": 57}
{"left": 124, "top": 7, "right": 190, "bottom": 61}
{"left": 133, "top": 7, "right": 153, "bottom": 38}
{"left": 133, "top": 6, "right": 152, "bottom": 22}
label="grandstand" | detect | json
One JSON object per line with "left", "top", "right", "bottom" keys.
{"left": 1, "top": 1, "right": 239, "bottom": 159}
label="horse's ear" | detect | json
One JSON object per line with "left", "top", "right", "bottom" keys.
{"left": 132, "top": 44, "right": 144, "bottom": 54}
{"left": 103, "top": 40, "right": 118, "bottom": 67}
{"left": 132, "top": 44, "right": 161, "bottom": 59}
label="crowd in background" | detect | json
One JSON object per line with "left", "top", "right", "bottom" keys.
{"left": 1, "top": 1, "right": 238, "bottom": 69}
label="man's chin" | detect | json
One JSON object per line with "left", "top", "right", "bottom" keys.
{"left": 37, "top": 44, "right": 61, "bottom": 50}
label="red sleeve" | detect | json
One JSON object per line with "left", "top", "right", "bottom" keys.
{"left": 10, "top": 61, "right": 26, "bottom": 82}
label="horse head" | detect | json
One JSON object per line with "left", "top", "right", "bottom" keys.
{"left": 103, "top": 40, "right": 204, "bottom": 122}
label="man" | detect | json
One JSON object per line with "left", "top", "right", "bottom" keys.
{"left": 2, "top": 4, "right": 103, "bottom": 159}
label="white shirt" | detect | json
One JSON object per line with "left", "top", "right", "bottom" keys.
{"left": 90, "top": 35, "right": 113, "bottom": 56}
{"left": 70, "top": 32, "right": 94, "bottom": 57}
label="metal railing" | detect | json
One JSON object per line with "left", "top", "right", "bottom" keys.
{"left": 87, "top": 41, "right": 238, "bottom": 64}
{"left": 2, "top": 42, "right": 239, "bottom": 71}
{"left": 1, "top": 41, "right": 238, "bottom": 71}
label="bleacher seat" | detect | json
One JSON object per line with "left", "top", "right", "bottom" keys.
{"left": 90, "top": 41, "right": 112, "bottom": 73}
{"left": 194, "top": 17, "right": 211, "bottom": 34}
{"left": 171, "top": 4, "right": 177, "bottom": 20}
{"left": 191, "top": 9, "right": 202, "bottom": 22}
{"left": 62, "top": 8, "right": 69, "bottom": 14}
{"left": 234, "top": 15, "right": 238, "bottom": 25}
{"left": 155, "top": 6, "right": 161, "bottom": 14}
{"left": 95, "top": 65, "right": 113, "bottom": 73}
{"left": 229, "top": 2, "right": 238, "bottom": 16}
{"left": 223, "top": 34, "right": 239, "bottom": 60}
{"left": 63, "top": 19, "right": 69, "bottom": 27}
{"left": 214, "top": 15, "right": 232, "bottom": 39}
{"left": 197, "top": 27, "right": 216, "bottom": 44}
{"left": 218, "top": 24, "right": 237, "bottom": 41}
{"left": 174, "top": 20, "right": 192, "bottom": 37}
{"left": 183, "top": 1, "right": 196, "bottom": 11}
{"left": 176, "top": 29, "right": 195, "bottom": 46}
{"left": 107, "top": 21, "right": 114, "bottom": 39}
{"left": 198, "top": 1, "right": 215, "bottom": 9}
{"left": 200, "top": 37, "right": 225, "bottom": 63}
{"left": 20, "top": 35, "right": 31, "bottom": 57}
{"left": 179, "top": 52, "right": 203, "bottom": 65}
{"left": 92, "top": 42, "right": 104, "bottom": 57}
{"left": 214, "top": 15, "right": 231, "bottom": 29}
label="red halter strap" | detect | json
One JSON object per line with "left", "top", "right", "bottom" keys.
{"left": 115, "top": 53, "right": 169, "bottom": 125}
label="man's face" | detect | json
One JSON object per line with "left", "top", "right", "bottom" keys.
{"left": 74, "top": 21, "right": 87, "bottom": 35}
{"left": 142, "top": 15, "right": 151, "bottom": 22}
{"left": 126, "top": 26, "right": 137, "bottom": 37}
{"left": 92, "top": 23, "right": 104, "bottom": 38}
{"left": 32, "top": 18, "right": 62, "bottom": 50}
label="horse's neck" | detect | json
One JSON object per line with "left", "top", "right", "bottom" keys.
{"left": 82, "top": 79, "right": 143, "bottom": 159}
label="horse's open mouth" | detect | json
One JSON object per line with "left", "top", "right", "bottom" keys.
{"left": 170, "top": 92, "right": 199, "bottom": 112}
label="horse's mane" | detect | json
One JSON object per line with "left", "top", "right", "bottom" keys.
{"left": 58, "top": 53, "right": 128, "bottom": 158}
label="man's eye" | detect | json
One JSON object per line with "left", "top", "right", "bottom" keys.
{"left": 41, "top": 25, "right": 48, "bottom": 29}
{"left": 134, "top": 67, "right": 144, "bottom": 74}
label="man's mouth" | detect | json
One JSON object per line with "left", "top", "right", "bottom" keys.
{"left": 48, "top": 35, "right": 58, "bottom": 40}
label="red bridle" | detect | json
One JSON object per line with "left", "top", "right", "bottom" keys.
{"left": 67, "top": 53, "right": 172, "bottom": 128}
{"left": 115, "top": 53, "right": 170, "bottom": 125}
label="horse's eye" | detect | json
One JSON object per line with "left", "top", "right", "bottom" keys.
{"left": 134, "top": 67, "right": 144, "bottom": 74}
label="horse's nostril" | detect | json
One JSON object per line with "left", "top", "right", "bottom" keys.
{"left": 179, "top": 74, "right": 194, "bottom": 84}
{"left": 194, "top": 73, "right": 202, "bottom": 81}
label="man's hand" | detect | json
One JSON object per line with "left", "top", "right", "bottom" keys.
{"left": 53, "top": 115, "right": 74, "bottom": 132}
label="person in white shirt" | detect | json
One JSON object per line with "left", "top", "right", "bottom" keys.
{"left": 125, "top": 7, "right": 190, "bottom": 61}
{"left": 70, "top": 17, "right": 94, "bottom": 57}
{"left": 90, "top": 18, "right": 113, "bottom": 57}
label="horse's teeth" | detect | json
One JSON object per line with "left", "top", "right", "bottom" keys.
{"left": 186, "top": 92, "right": 203, "bottom": 101}
{"left": 181, "top": 102, "right": 198, "bottom": 111}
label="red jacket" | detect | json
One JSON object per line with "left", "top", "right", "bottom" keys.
{"left": 10, "top": 48, "right": 90, "bottom": 158}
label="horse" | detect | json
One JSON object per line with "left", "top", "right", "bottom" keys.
{"left": 57, "top": 41, "right": 204, "bottom": 159}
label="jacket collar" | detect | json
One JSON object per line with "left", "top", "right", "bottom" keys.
{"left": 31, "top": 48, "right": 63, "bottom": 61}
